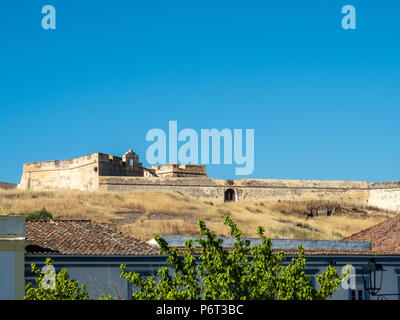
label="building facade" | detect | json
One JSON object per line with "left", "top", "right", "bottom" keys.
{"left": 22, "top": 219, "right": 400, "bottom": 300}
{"left": 0, "top": 217, "right": 29, "bottom": 300}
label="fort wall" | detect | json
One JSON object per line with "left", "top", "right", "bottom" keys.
{"left": 16, "top": 150, "right": 400, "bottom": 212}
{"left": 97, "top": 153, "right": 144, "bottom": 177}
{"left": 98, "top": 176, "right": 371, "bottom": 207}
{"left": 367, "top": 182, "right": 400, "bottom": 212}
{"left": 151, "top": 164, "right": 207, "bottom": 178}
{"left": 17, "top": 150, "right": 206, "bottom": 191}
{"left": 18, "top": 153, "right": 100, "bottom": 191}
{"left": 0, "top": 182, "right": 17, "bottom": 190}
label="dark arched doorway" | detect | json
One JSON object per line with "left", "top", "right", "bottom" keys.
{"left": 224, "top": 189, "right": 235, "bottom": 202}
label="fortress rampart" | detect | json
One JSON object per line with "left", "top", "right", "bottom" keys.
{"left": 0, "top": 182, "right": 17, "bottom": 190}
{"left": 18, "top": 149, "right": 207, "bottom": 191}
{"left": 18, "top": 153, "right": 100, "bottom": 191}
{"left": 17, "top": 149, "right": 400, "bottom": 212}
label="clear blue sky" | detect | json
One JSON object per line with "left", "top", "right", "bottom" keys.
{"left": 1, "top": 0, "right": 400, "bottom": 183}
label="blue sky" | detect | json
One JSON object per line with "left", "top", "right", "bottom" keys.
{"left": 1, "top": 0, "right": 400, "bottom": 183}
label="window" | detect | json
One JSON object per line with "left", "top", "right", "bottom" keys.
{"left": 351, "top": 289, "right": 363, "bottom": 300}
{"left": 350, "top": 280, "right": 365, "bottom": 300}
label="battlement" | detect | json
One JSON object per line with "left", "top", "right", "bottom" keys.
{"left": 97, "top": 149, "right": 144, "bottom": 177}
{"left": 18, "top": 149, "right": 207, "bottom": 191}
{"left": 151, "top": 164, "right": 207, "bottom": 178}
{"left": 19, "top": 153, "right": 100, "bottom": 191}
{"left": 22, "top": 153, "right": 98, "bottom": 172}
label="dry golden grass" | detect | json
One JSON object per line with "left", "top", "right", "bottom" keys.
{"left": 0, "top": 189, "right": 395, "bottom": 241}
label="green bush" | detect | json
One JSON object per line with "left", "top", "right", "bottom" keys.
{"left": 332, "top": 231, "right": 344, "bottom": 238}
{"left": 26, "top": 208, "right": 53, "bottom": 220}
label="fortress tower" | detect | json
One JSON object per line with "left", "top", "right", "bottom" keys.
{"left": 18, "top": 149, "right": 206, "bottom": 191}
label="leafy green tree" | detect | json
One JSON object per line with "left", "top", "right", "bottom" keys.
{"left": 121, "top": 215, "right": 349, "bottom": 300}
{"left": 24, "top": 258, "right": 89, "bottom": 300}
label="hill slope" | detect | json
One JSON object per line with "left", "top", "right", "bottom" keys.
{"left": 0, "top": 189, "right": 395, "bottom": 241}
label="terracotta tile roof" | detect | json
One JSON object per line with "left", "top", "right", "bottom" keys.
{"left": 345, "top": 214, "right": 400, "bottom": 255}
{"left": 25, "top": 220, "right": 159, "bottom": 256}
{"left": 272, "top": 249, "right": 391, "bottom": 256}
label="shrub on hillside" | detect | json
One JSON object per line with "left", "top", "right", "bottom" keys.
{"left": 26, "top": 207, "right": 53, "bottom": 220}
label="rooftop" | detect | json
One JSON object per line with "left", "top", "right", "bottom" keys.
{"left": 345, "top": 214, "right": 400, "bottom": 254}
{"left": 25, "top": 220, "right": 159, "bottom": 256}
{"left": 23, "top": 214, "right": 400, "bottom": 257}
{"left": 155, "top": 235, "right": 371, "bottom": 251}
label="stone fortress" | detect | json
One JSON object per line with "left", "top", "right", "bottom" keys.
{"left": 17, "top": 149, "right": 400, "bottom": 212}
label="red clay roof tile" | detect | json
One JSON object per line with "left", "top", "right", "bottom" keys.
{"left": 345, "top": 214, "right": 400, "bottom": 254}
{"left": 25, "top": 220, "right": 159, "bottom": 255}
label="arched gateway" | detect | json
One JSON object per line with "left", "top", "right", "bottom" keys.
{"left": 224, "top": 189, "right": 235, "bottom": 202}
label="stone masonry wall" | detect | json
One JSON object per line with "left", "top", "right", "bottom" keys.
{"left": 367, "top": 182, "right": 400, "bottom": 212}
{"left": 0, "top": 182, "right": 17, "bottom": 190}
{"left": 99, "top": 176, "right": 371, "bottom": 207}
{"left": 97, "top": 153, "right": 144, "bottom": 177}
{"left": 152, "top": 164, "right": 207, "bottom": 178}
{"left": 18, "top": 154, "right": 100, "bottom": 191}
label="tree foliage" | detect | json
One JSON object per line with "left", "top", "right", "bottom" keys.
{"left": 121, "top": 215, "right": 349, "bottom": 300}
{"left": 24, "top": 258, "right": 89, "bottom": 300}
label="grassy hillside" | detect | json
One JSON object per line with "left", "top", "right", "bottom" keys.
{"left": 0, "top": 189, "right": 395, "bottom": 241}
